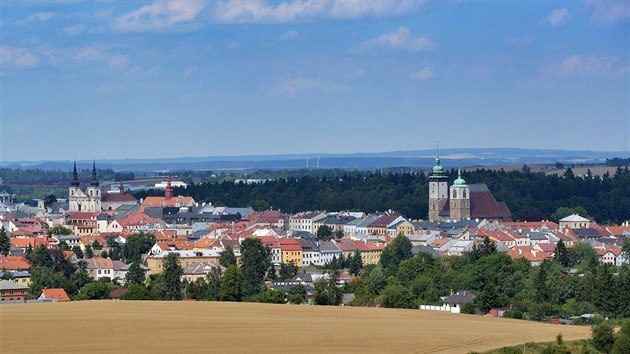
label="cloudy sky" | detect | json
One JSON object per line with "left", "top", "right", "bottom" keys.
{"left": 1, "top": 0, "right": 628, "bottom": 161}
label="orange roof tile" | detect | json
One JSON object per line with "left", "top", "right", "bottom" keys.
{"left": 41, "top": 288, "right": 70, "bottom": 302}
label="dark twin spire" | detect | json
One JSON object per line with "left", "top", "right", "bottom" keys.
{"left": 90, "top": 160, "right": 99, "bottom": 186}
{"left": 70, "top": 160, "right": 80, "bottom": 187}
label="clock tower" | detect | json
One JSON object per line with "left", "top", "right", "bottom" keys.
{"left": 428, "top": 155, "right": 449, "bottom": 222}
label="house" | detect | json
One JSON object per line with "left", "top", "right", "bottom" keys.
{"left": 85, "top": 257, "right": 115, "bottom": 281}
{"left": 506, "top": 246, "right": 552, "bottom": 266}
{"left": 335, "top": 238, "right": 358, "bottom": 259}
{"left": 441, "top": 290, "right": 476, "bottom": 312}
{"left": 596, "top": 247, "right": 625, "bottom": 266}
{"left": 289, "top": 212, "right": 326, "bottom": 233}
{"left": 0, "top": 270, "right": 30, "bottom": 286}
{"left": 0, "top": 256, "right": 31, "bottom": 271}
{"left": 39, "top": 288, "right": 70, "bottom": 302}
{"left": 146, "top": 250, "right": 222, "bottom": 275}
{"left": 298, "top": 238, "right": 320, "bottom": 267}
{"left": 559, "top": 214, "right": 590, "bottom": 229}
{"left": 258, "top": 236, "right": 282, "bottom": 265}
{"left": 0, "top": 279, "right": 28, "bottom": 302}
{"left": 182, "top": 262, "right": 223, "bottom": 282}
{"left": 318, "top": 241, "right": 342, "bottom": 265}
{"left": 279, "top": 238, "right": 303, "bottom": 267}
{"left": 247, "top": 210, "right": 288, "bottom": 228}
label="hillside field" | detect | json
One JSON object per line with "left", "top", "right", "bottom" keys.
{"left": 0, "top": 301, "right": 591, "bottom": 353}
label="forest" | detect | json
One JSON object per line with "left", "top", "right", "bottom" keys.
{"left": 136, "top": 167, "right": 630, "bottom": 224}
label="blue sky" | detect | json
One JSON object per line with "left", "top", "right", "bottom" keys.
{"left": 1, "top": 0, "right": 628, "bottom": 161}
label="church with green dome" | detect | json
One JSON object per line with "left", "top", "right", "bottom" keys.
{"left": 428, "top": 154, "right": 511, "bottom": 222}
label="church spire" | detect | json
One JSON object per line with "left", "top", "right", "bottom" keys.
{"left": 70, "top": 160, "right": 80, "bottom": 187}
{"left": 165, "top": 175, "right": 173, "bottom": 200}
{"left": 90, "top": 160, "right": 99, "bottom": 186}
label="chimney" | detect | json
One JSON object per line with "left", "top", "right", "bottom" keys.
{"left": 450, "top": 289, "right": 454, "bottom": 296}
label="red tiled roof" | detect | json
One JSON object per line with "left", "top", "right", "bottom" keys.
{"left": 41, "top": 288, "right": 70, "bottom": 302}
{"left": 139, "top": 196, "right": 195, "bottom": 212}
{"left": 469, "top": 188, "right": 512, "bottom": 221}
{"left": 279, "top": 238, "right": 301, "bottom": 251}
{"left": 102, "top": 193, "right": 136, "bottom": 203}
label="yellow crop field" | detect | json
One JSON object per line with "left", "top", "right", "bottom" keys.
{"left": 0, "top": 301, "right": 591, "bottom": 353}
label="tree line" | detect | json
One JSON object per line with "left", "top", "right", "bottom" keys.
{"left": 134, "top": 167, "right": 630, "bottom": 224}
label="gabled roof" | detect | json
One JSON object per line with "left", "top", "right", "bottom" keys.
{"left": 468, "top": 184, "right": 512, "bottom": 221}
{"left": 560, "top": 214, "right": 589, "bottom": 222}
{"left": 335, "top": 238, "right": 358, "bottom": 252}
{"left": 0, "top": 279, "right": 28, "bottom": 290}
{"left": 41, "top": 288, "right": 70, "bottom": 302}
{"left": 279, "top": 238, "right": 302, "bottom": 252}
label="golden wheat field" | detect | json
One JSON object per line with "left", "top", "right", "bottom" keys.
{"left": 0, "top": 301, "right": 591, "bottom": 353}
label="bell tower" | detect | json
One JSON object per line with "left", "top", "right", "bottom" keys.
{"left": 428, "top": 154, "right": 449, "bottom": 222}
{"left": 450, "top": 169, "right": 470, "bottom": 221}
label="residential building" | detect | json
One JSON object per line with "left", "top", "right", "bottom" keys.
{"left": 0, "top": 280, "right": 28, "bottom": 302}
{"left": 39, "top": 288, "right": 70, "bottom": 302}
{"left": 279, "top": 238, "right": 303, "bottom": 267}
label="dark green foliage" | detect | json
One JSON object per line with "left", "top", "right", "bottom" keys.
{"left": 591, "top": 321, "right": 615, "bottom": 353}
{"left": 378, "top": 283, "right": 415, "bottom": 309}
{"left": 467, "top": 237, "right": 497, "bottom": 262}
{"left": 503, "top": 310, "right": 523, "bottom": 319}
{"left": 162, "top": 253, "right": 183, "bottom": 300}
{"left": 78, "top": 282, "right": 114, "bottom": 300}
{"left": 72, "top": 245, "right": 83, "bottom": 259}
{"left": 220, "top": 265, "right": 243, "bottom": 302}
{"left": 205, "top": 267, "right": 222, "bottom": 301}
{"left": 349, "top": 250, "right": 363, "bottom": 276}
{"left": 551, "top": 206, "right": 590, "bottom": 222}
{"left": 279, "top": 261, "right": 298, "bottom": 281}
{"left": 239, "top": 238, "right": 271, "bottom": 297}
{"left": 250, "top": 289, "right": 285, "bottom": 304}
{"left": 313, "top": 273, "right": 342, "bottom": 305}
{"left": 0, "top": 227, "right": 10, "bottom": 256}
{"left": 125, "top": 260, "right": 146, "bottom": 285}
{"left": 461, "top": 302, "right": 475, "bottom": 314}
{"left": 380, "top": 234, "right": 413, "bottom": 275}
{"left": 554, "top": 240, "right": 572, "bottom": 267}
{"left": 316, "top": 225, "right": 333, "bottom": 241}
{"left": 287, "top": 284, "right": 307, "bottom": 304}
{"left": 47, "top": 225, "right": 72, "bottom": 236}
{"left": 85, "top": 245, "right": 94, "bottom": 259}
{"left": 145, "top": 167, "right": 630, "bottom": 223}
{"left": 122, "top": 232, "right": 155, "bottom": 263}
{"left": 219, "top": 246, "right": 237, "bottom": 268}
{"left": 122, "top": 284, "right": 151, "bottom": 300}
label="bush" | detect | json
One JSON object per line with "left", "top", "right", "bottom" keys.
{"left": 461, "top": 302, "right": 475, "bottom": 314}
{"left": 504, "top": 310, "right": 523, "bottom": 319}
{"left": 592, "top": 321, "right": 615, "bottom": 353}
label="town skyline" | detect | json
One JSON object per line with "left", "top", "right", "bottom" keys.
{"left": 1, "top": 1, "right": 629, "bottom": 161}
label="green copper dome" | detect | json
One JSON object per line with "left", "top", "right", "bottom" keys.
{"left": 432, "top": 156, "right": 443, "bottom": 174}
{"left": 453, "top": 169, "right": 468, "bottom": 187}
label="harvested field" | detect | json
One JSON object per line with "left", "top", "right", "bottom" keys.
{"left": 0, "top": 301, "right": 591, "bottom": 353}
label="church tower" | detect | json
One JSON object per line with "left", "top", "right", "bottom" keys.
{"left": 165, "top": 175, "right": 173, "bottom": 200}
{"left": 449, "top": 169, "right": 470, "bottom": 221}
{"left": 85, "top": 161, "right": 102, "bottom": 212}
{"left": 69, "top": 160, "right": 82, "bottom": 211}
{"left": 428, "top": 155, "right": 449, "bottom": 222}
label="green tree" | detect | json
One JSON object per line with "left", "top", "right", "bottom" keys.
{"left": 78, "top": 282, "right": 114, "bottom": 300}
{"left": 239, "top": 238, "right": 271, "bottom": 297}
{"left": 72, "top": 245, "right": 84, "bottom": 259}
{"left": 219, "top": 245, "right": 237, "bottom": 268}
{"left": 220, "top": 265, "right": 243, "bottom": 302}
{"left": 250, "top": 199, "right": 269, "bottom": 211}
{"left": 622, "top": 238, "right": 630, "bottom": 266}
{"left": 612, "top": 320, "right": 630, "bottom": 354}
{"left": 85, "top": 245, "right": 94, "bottom": 259}
{"left": 279, "top": 260, "right": 298, "bottom": 281}
{"left": 333, "top": 229, "right": 344, "bottom": 239}
{"left": 122, "top": 284, "right": 151, "bottom": 300}
{"left": 316, "top": 225, "right": 333, "bottom": 241}
{"left": 467, "top": 237, "right": 497, "bottom": 262}
{"left": 251, "top": 289, "right": 285, "bottom": 303}
{"left": 349, "top": 250, "right": 363, "bottom": 276}
{"left": 125, "top": 260, "right": 146, "bottom": 285}
{"left": 122, "top": 232, "right": 155, "bottom": 263}
{"left": 162, "top": 253, "right": 183, "bottom": 300}
{"left": 0, "top": 227, "right": 10, "bottom": 256}
{"left": 592, "top": 321, "right": 615, "bottom": 353}
{"left": 554, "top": 240, "right": 571, "bottom": 267}
{"left": 287, "top": 284, "right": 307, "bottom": 304}
{"left": 70, "top": 269, "right": 93, "bottom": 290}
{"left": 47, "top": 225, "right": 72, "bottom": 236}
{"left": 313, "top": 273, "right": 342, "bottom": 306}
{"left": 380, "top": 234, "right": 413, "bottom": 275}
{"left": 205, "top": 267, "right": 222, "bottom": 301}
{"left": 378, "top": 283, "right": 416, "bottom": 309}
{"left": 92, "top": 240, "right": 102, "bottom": 250}
{"left": 58, "top": 240, "right": 70, "bottom": 251}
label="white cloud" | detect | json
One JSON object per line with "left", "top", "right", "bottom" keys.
{"left": 0, "top": 46, "right": 38, "bottom": 66}
{"left": 540, "top": 8, "right": 570, "bottom": 27}
{"left": 409, "top": 67, "right": 434, "bottom": 80}
{"left": 114, "top": 0, "right": 207, "bottom": 31}
{"left": 587, "top": 0, "right": 629, "bottom": 25}
{"left": 213, "top": 0, "right": 423, "bottom": 24}
{"left": 278, "top": 30, "right": 298, "bottom": 41}
{"left": 353, "top": 27, "right": 434, "bottom": 53}
{"left": 19, "top": 12, "right": 56, "bottom": 25}
{"left": 553, "top": 54, "right": 628, "bottom": 79}
{"left": 273, "top": 75, "right": 350, "bottom": 95}
{"left": 108, "top": 54, "right": 129, "bottom": 67}
{"left": 64, "top": 24, "right": 87, "bottom": 36}
{"left": 505, "top": 35, "right": 535, "bottom": 46}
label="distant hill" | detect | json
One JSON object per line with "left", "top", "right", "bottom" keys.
{"left": 1, "top": 148, "right": 628, "bottom": 172}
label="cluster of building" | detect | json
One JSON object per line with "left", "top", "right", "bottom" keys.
{"left": 0, "top": 157, "right": 628, "bottom": 303}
